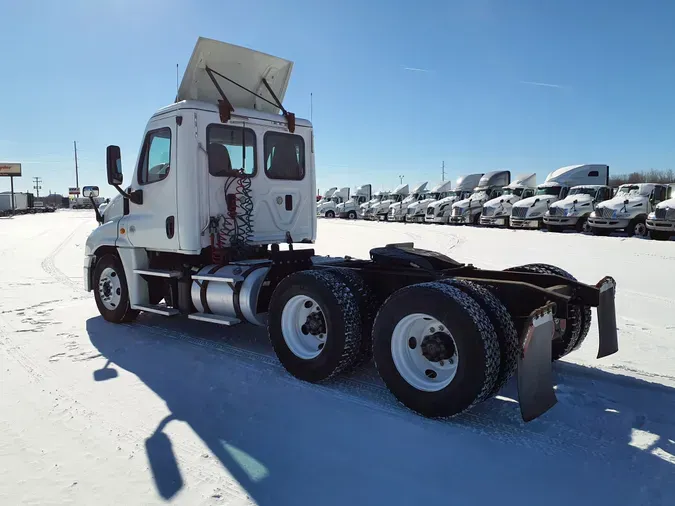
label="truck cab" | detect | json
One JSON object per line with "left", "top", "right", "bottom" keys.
{"left": 338, "top": 184, "right": 371, "bottom": 219}
{"left": 317, "top": 187, "right": 349, "bottom": 218}
{"left": 510, "top": 164, "right": 609, "bottom": 230}
{"left": 406, "top": 180, "right": 454, "bottom": 223}
{"left": 388, "top": 181, "right": 428, "bottom": 222}
{"left": 425, "top": 173, "right": 483, "bottom": 224}
{"left": 589, "top": 182, "right": 670, "bottom": 237}
{"left": 361, "top": 191, "right": 389, "bottom": 219}
{"left": 544, "top": 185, "right": 612, "bottom": 233}
{"left": 480, "top": 173, "right": 536, "bottom": 227}
{"left": 449, "top": 171, "right": 511, "bottom": 225}
{"left": 646, "top": 184, "right": 675, "bottom": 240}
{"left": 372, "top": 184, "right": 408, "bottom": 221}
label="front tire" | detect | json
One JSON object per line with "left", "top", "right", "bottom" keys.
{"left": 628, "top": 217, "right": 648, "bottom": 237}
{"left": 93, "top": 254, "right": 139, "bottom": 323}
{"left": 347, "top": 210, "right": 357, "bottom": 220}
{"left": 325, "top": 210, "right": 335, "bottom": 218}
{"left": 373, "top": 282, "right": 500, "bottom": 418}
{"left": 268, "top": 270, "right": 362, "bottom": 382}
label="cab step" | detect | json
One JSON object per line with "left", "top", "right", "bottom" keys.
{"left": 131, "top": 304, "right": 180, "bottom": 316}
{"left": 134, "top": 268, "right": 182, "bottom": 278}
{"left": 187, "top": 313, "right": 240, "bottom": 326}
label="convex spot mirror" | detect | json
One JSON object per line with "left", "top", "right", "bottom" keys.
{"left": 82, "top": 186, "right": 99, "bottom": 198}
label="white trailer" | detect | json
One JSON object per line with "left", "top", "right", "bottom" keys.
{"left": 337, "top": 184, "right": 371, "bottom": 219}
{"left": 317, "top": 187, "right": 349, "bottom": 218}
{"left": 83, "top": 37, "right": 619, "bottom": 423}
{"left": 646, "top": 184, "right": 675, "bottom": 240}
{"left": 425, "top": 174, "right": 482, "bottom": 224}
{"left": 405, "top": 180, "right": 454, "bottom": 223}
{"left": 588, "top": 182, "right": 671, "bottom": 237}
{"left": 543, "top": 185, "right": 613, "bottom": 233}
{"left": 388, "top": 181, "right": 428, "bottom": 222}
{"left": 0, "top": 191, "right": 30, "bottom": 211}
{"left": 510, "top": 164, "right": 609, "bottom": 230}
{"left": 449, "top": 171, "right": 511, "bottom": 225}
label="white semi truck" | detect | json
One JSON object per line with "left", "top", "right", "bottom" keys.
{"left": 449, "top": 171, "right": 511, "bottom": 225}
{"left": 405, "top": 180, "right": 454, "bottom": 223}
{"left": 83, "top": 37, "right": 619, "bottom": 423}
{"left": 337, "top": 184, "right": 372, "bottom": 219}
{"left": 646, "top": 184, "right": 675, "bottom": 240}
{"left": 543, "top": 185, "right": 613, "bottom": 233}
{"left": 588, "top": 182, "right": 671, "bottom": 237}
{"left": 388, "top": 181, "right": 428, "bottom": 222}
{"left": 425, "top": 173, "right": 483, "bottom": 224}
{"left": 316, "top": 187, "right": 337, "bottom": 207}
{"left": 317, "top": 187, "right": 349, "bottom": 218}
{"left": 480, "top": 173, "right": 537, "bottom": 227}
{"left": 510, "top": 164, "right": 609, "bottom": 230}
{"left": 371, "top": 183, "right": 408, "bottom": 221}
{"left": 360, "top": 190, "right": 388, "bottom": 219}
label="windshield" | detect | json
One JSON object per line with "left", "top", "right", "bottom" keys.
{"left": 470, "top": 191, "right": 488, "bottom": 201}
{"left": 331, "top": 196, "right": 340, "bottom": 203}
{"left": 428, "top": 193, "right": 441, "bottom": 200}
{"left": 618, "top": 185, "right": 640, "bottom": 195}
{"left": 535, "top": 186, "right": 562, "bottom": 197}
{"left": 502, "top": 189, "right": 513, "bottom": 196}
{"left": 402, "top": 193, "right": 418, "bottom": 203}
{"left": 569, "top": 187, "right": 598, "bottom": 197}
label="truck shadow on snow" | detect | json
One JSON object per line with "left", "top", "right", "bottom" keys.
{"left": 85, "top": 315, "right": 675, "bottom": 506}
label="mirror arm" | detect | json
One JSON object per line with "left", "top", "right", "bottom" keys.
{"left": 89, "top": 196, "right": 104, "bottom": 224}
{"left": 112, "top": 184, "right": 143, "bottom": 205}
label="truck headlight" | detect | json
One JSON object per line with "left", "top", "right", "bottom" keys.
{"left": 648, "top": 212, "right": 656, "bottom": 219}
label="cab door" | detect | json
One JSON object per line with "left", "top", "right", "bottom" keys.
{"left": 123, "top": 117, "right": 179, "bottom": 251}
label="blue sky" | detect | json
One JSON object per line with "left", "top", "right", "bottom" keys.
{"left": 1, "top": 0, "right": 674, "bottom": 197}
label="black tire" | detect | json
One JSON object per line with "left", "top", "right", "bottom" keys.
{"left": 505, "top": 263, "right": 591, "bottom": 358}
{"left": 650, "top": 230, "right": 671, "bottom": 241}
{"left": 267, "top": 270, "right": 362, "bottom": 382}
{"left": 347, "top": 210, "right": 357, "bottom": 220}
{"left": 575, "top": 217, "right": 588, "bottom": 233}
{"left": 93, "top": 254, "right": 139, "bottom": 324}
{"left": 325, "top": 210, "right": 335, "bottom": 218}
{"left": 323, "top": 267, "right": 379, "bottom": 368}
{"left": 372, "top": 282, "right": 500, "bottom": 418}
{"left": 592, "top": 227, "right": 611, "bottom": 236}
{"left": 444, "top": 279, "right": 518, "bottom": 396}
{"left": 628, "top": 217, "right": 648, "bottom": 237}
{"left": 472, "top": 212, "right": 481, "bottom": 225}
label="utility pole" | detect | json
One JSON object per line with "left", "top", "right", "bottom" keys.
{"left": 399, "top": 175, "right": 404, "bottom": 184}
{"left": 442, "top": 161, "right": 446, "bottom": 181}
{"left": 310, "top": 92, "right": 313, "bottom": 122}
{"left": 33, "top": 177, "right": 42, "bottom": 197}
{"left": 176, "top": 63, "right": 179, "bottom": 94}
{"left": 73, "top": 141, "right": 79, "bottom": 193}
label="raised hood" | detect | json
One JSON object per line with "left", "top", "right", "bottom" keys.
{"left": 177, "top": 37, "right": 293, "bottom": 115}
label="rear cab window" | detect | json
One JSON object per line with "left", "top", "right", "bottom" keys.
{"left": 207, "top": 124, "right": 256, "bottom": 177}
{"left": 264, "top": 131, "right": 305, "bottom": 180}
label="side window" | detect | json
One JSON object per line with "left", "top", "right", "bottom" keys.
{"left": 207, "top": 124, "right": 256, "bottom": 177}
{"left": 138, "top": 128, "right": 171, "bottom": 185}
{"left": 560, "top": 187, "right": 569, "bottom": 199}
{"left": 653, "top": 186, "right": 666, "bottom": 202}
{"left": 588, "top": 170, "right": 599, "bottom": 177}
{"left": 524, "top": 189, "right": 534, "bottom": 198}
{"left": 264, "top": 131, "right": 305, "bottom": 180}
{"left": 492, "top": 189, "right": 502, "bottom": 198}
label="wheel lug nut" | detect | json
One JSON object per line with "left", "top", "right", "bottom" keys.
{"left": 304, "top": 300, "right": 313, "bottom": 309}
{"left": 429, "top": 327, "right": 436, "bottom": 333}
{"left": 439, "top": 360, "right": 444, "bottom": 366}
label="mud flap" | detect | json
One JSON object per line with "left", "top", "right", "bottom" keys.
{"left": 517, "top": 302, "right": 558, "bottom": 422}
{"left": 596, "top": 276, "right": 618, "bottom": 359}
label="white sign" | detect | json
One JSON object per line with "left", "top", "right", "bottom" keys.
{"left": 68, "top": 187, "right": 80, "bottom": 195}
{"left": 0, "top": 163, "right": 21, "bottom": 177}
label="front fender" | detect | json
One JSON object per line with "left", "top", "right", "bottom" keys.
{"left": 85, "top": 218, "right": 120, "bottom": 256}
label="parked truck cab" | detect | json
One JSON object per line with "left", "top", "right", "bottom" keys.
{"left": 480, "top": 173, "right": 536, "bottom": 227}
{"left": 388, "top": 181, "right": 428, "bottom": 222}
{"left": 544, "top": 185, "right": 613, "bottom": 233}
{"left": 425, "top": 173, "right": 483, "bottom": 224}
{"left": 646, "top": 184, "right": 675, "bottom": 240}
{"left": 338, "top": 184, "right": 372, "bottom": 219}
{"left": 361, "top": 191, "right": 389, "bottom": 219}
{"left": 449, "top": 171, "right": 511, "bottom": 225}
{"left": 317, "top": 187, "right": 349, "bottom": 218}
{"left": 82, "top": 37, "right": 620, "bottom": 425}
{"left": 372, "top": 184, "right": 408, "bottom": 221}
{"left": 510, "top": 164, "right": 609, "bottom": 230}
{"left": 589, "top": 183, "right": 670, "bottom": 237}
{"left": 406, "top": 180, "right": 454, "bottom": 223}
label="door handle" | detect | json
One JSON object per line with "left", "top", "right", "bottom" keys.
{"left": 285, "top": 195, "right": 293, "bottom": 211}
{"left": 166, "top": 216, "right": 175, "bottom": 239}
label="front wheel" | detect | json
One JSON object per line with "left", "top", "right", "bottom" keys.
{"left": 347, "top": 210, "right": 357, "bottom": 220}
{"left": 93, "top": 254, "right": 139, "bottom": 323}
{"left": 325, "top": 210, "right": 335, "bottom": 218}
{"left": 628, "top": 217, "right": 648, "bottom": 237}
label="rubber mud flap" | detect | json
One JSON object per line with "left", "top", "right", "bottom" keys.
{"left": 596, "top": 276, "right": 618, "bottom": 359}
{"left": 517, "top": 302, "right": 558, "bottom": 422}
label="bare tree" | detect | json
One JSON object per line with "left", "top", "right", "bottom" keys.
{"left": 608, "top": 169, "right": 674, "bottom": 187}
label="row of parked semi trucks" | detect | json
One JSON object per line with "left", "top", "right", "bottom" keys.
{"left": 316, "top": 164, "right": 675, "bottom": 240}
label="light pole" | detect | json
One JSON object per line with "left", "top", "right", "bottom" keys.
{"left": 398, "top": 175, "right": 404, "bottom": 185}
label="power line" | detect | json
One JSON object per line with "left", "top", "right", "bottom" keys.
{"left": 33, "top": 177, "right": 42, "bottom": 197}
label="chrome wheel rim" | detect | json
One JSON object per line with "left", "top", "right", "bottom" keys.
{"left": 98, "top": 267, "right": 122, "bottom": 311}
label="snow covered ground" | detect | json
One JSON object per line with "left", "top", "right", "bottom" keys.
{"left": 1, "top": 210, "right": 674, "bottom": 506}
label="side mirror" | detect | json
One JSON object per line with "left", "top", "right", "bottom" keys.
{"left": 106, "top": 145, "right": 124, "bottom": 186}
{"left": 82, "top": 186, "right": 99, "bottom": 198}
